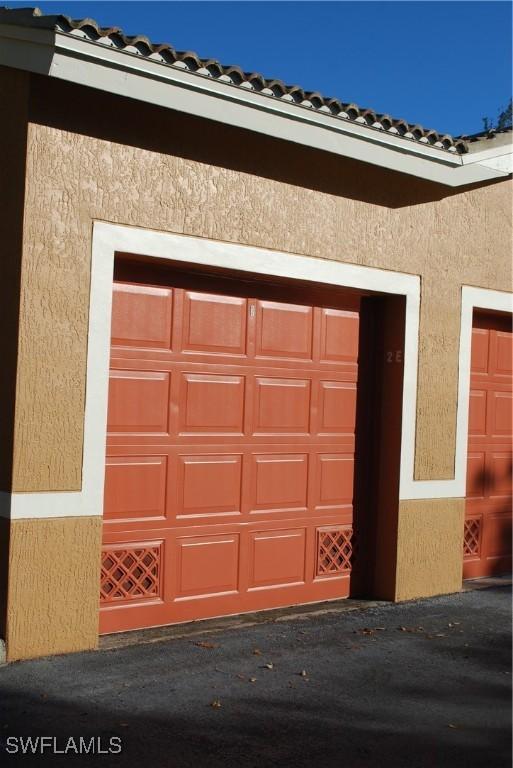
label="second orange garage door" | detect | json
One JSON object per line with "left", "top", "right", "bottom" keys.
{"left": 100, "top": 264, "right": 361, "bottom": 634}
{"left": 464, "top": 312, "right": 512, "bottom": 579}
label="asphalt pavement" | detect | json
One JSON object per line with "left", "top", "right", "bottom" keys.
{"left": 0, "top": 585, "right": 511, "bottom": 768}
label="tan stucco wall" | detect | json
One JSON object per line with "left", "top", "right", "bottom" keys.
{"left": 5, "top": 516, "right": 102, "bottom": 661}
{"left": 14, "top": 78, "right": 512, "bottom": 492}
{"left": 395, "top": 499, "right": 465, "bottom": 601}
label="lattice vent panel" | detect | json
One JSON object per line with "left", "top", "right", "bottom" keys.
{"left": 317, "top": 528, "right": 353, "bottom": 576}
{"left": 100, "top": 545, "right": 161, "bottom": 603}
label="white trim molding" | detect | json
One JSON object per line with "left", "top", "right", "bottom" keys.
{"left": 2, "top": 224, "right": 512, "bottom": 518}
{"left": 0, "top": 22, "right": 511, "bottom": 187}
{"left": 401, "top": 285, "right": 512, "bottom": 499}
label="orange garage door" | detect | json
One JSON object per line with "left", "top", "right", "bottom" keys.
{"left": 100, "top": 265, "right": 361, "bottom": 634}
{"left": 464, "top": 312, "right": 512, "bottom": 580}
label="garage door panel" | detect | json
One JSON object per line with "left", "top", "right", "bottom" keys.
{"left": 494, "top": 331, "right": 512, "bottom": 377}
{"left": 315, "top": 453, "right": 355, "bottom": 510}
{"left": 318, "top": 381, "right": 357, "bottom": 435}
{"left": 488, "top": 452, "right": 513, "bottom": 498}
{"left": 181, "top": 291, "right": 248, "bottom": 356}
{"left": 253, "top": 377, "right": 311, "bottom": 434}
{"left": 104, "top": 455, "right": 168, "bottom": 522}
{"left": 483, "top": 513, "right": 513, "bottom": 559}
{"left": 489, "top": 392, "right": 512, "bottom": 438}
{"left": 466, "top": 452, "right": 486, "bottom": 499}
{"left": 470, "top": 328, "right": 489, "bottom": 375}
{"left": 111, "top": 283, "right": 173, "bottom": 350}
{"left": 176, "top": 454, "right": 242, "bottom": 518}
{"left": 255, "top": 301, "right": 313, "bottom": 360}
{"left": 468, "top": 390, "right": 487, "bottom": 437}
{"left": 320, "top": 308, "right": 359, "bottom": 364}
{"left": 174, "top": 534, "right": 240, "bottom": 599}
{"left": 248, "top": 529, "right": 306, "bottom": 589}
{"left": 248, "top": 453, "right": 308, "bottom": 514}
{"left": 179, "top": 373, "right": 245, "bottom": 434}
{"left": 107, "top": 370, "right": 170, "bottom": 434}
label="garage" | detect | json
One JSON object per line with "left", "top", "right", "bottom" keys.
{"left": 464, "top": 311, "right": 512, "bottom": 579}
{"left": 100, "top": 261, "right": 362, "bottom": 633}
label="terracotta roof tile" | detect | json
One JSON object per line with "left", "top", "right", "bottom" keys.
{"left": 0, "top": 6, "right": 484, "bottom": 154}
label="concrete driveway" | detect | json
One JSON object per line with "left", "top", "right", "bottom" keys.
{"left": 0, "top": 584, "right": 511, "bottom": 768}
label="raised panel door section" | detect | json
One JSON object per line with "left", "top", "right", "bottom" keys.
{"left": 465, "top": 452, "right": 486, "bottom": 499}
{"left": 176, "top": 454, "right": 242, "bottom": 518}
{"left": 111, "top": 284, "right": 173, "bottom": 350}
{"left": 104, "top": 456, "right": 168, "bottom": 521}
{"left": 253, "top": 377, "right": 311, "bottom": 434}
{"left": 468, "top": 390, "right": 487, "bottom": 437}
{"left": 470, "top": 328, "right": 489, "bottom": 375}
{"left": 255, "top": 301, "right": 313, "bottom": 360}
{"left": 318, "top": 381, "right": 357, "bottom": 435}
{"left": 248, "top": 529, "right": 306, "bottom": 589}
{"left": 249, "top": 454, "right": 308, "bottom": 514}
{"left": 179, "top": 373, "right": 245, "bottom": 434}
{"left": 485, "top": 514, "right": 513, "bottom": 558}
{"left": 174, "top": 534, "right": 239, "bottom": 599}
{"left": 490, "top": 392, "right": 512, "bottom": 438}
{"left": 315, "top": 454, "right": 354, "bottom": 511}
{"left": 494, "top": 332, "right": 512, "bottom": 377}
{"left": 107, "top": 370, "right": 170, "bottom": 434}
{"left": 320, "top": 308, "right": 359, "bottom": 364}
{"left": 182, "top": 291, "right": 247, "bottom": 355}
{"left": 489, "top": 453, "right": 513, "bottom": 498}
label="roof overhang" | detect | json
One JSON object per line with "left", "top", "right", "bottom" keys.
{"left": 1, "top": 21, "right": 512, "bottom": 187}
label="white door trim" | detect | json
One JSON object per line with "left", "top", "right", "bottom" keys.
{"left": 2, "top": 222, "right": 512, "bottom": 518}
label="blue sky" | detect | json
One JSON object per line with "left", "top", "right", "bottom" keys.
{"left": 9, "top": 1, "right": 513, "bottom": 135}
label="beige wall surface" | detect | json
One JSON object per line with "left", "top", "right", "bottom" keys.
{"left": 5, "top": 516, "right": 102, "bottom": 661}
{"left": 395, "top": 499, "right": 465, "bottom": 601}
{"left": 13, "top": 75, "right": 513, "bottom": 492}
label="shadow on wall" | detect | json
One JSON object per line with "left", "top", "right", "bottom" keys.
{"left": 27, "top": 74, "right": 501, "bottom": 211}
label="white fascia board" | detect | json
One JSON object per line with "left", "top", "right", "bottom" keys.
{"left": 0, "top": 23, "right": 510, "bottom": 187}
{"left": 461, "top": 143, "right": 513, "bottom": 164}
{"left": 461, "top": 141, "right": 513, "bottom": 174}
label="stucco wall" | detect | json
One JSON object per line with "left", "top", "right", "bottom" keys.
{"left": 14, "top": 77, "right": 512, "bottom": 492}
{"left": 395, "top": 499, "right": 465, "bottom": 600}
{"left": 6, "top": 517, "right": 102, "bottom": 661}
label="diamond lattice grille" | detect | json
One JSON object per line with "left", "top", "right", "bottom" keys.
{"left": 100, "top": 546, "right": 161, "bottom": 603}
{"left": 317, "top": 528, "right": 353, "bottom": 576}
{"left": 463, "top": 519, "right": 481, "bottom": 557}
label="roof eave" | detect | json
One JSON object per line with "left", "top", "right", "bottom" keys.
{"left": 1, "top": 23, "right": 511, "bottom": 188}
